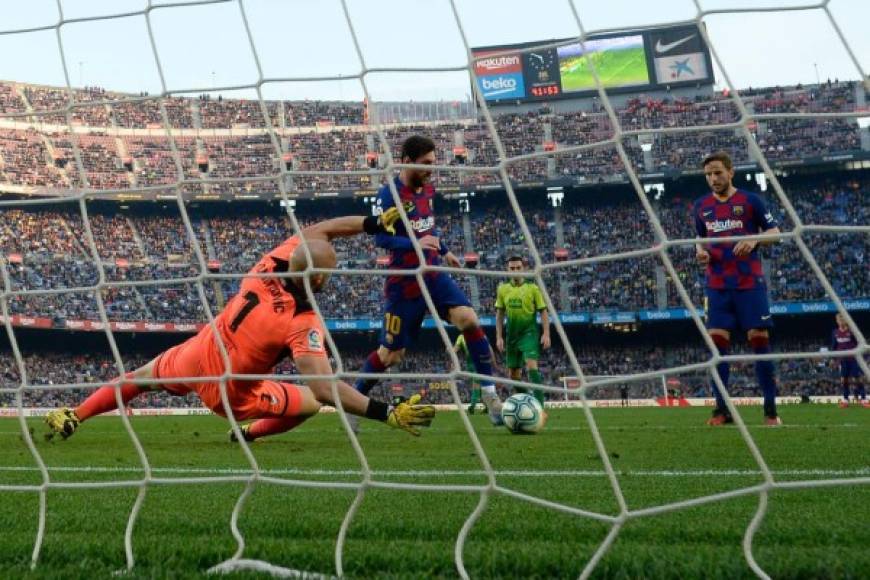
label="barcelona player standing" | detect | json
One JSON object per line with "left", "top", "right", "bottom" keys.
{"left": 352, "top": 136, "right": 504, "bottom": 426}
{"left": 693, "top": 151, "right": 782, "bottom": 426}
{"left": 832, "top": 313, "right": 868, "bottom": 407}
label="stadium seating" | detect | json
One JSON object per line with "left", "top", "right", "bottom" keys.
{"left": 0, "top": 174, "right": 866, "bottom": 323}
{"left": 1, "top": 81, "right": 863, "bottom": 195}
{"left": 0, "top": 80, "right": 866, "bottom": 410}
{"left": 0, "top": 333, "right": 857, "bottom": 409}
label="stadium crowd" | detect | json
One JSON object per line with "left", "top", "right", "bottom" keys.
{"left": 0, "top": 335, "right": 861, "bottom": 409}
{"left": 0, "top": 174, "right": 867, "bottom": 322}
{"left": 0, "top": 80, "right": 866, "bottom": 412}
{"left": 0, "top": 81, "right": 864, "bottom": 193}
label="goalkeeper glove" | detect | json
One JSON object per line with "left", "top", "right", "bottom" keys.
{"left": 363, "top": 207, "right": 400, "bottom": 236}
{"left": 386, "top": 393, "right": 435, "bottom": 436}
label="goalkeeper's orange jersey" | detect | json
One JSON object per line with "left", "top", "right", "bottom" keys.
{"left": 153, "top": 235, "right": 326, "bottom": 419}
{"left": 208, "top": 234, "right": 329, "bottom": 375}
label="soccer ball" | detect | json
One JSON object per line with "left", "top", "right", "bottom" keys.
{"left": 500, "top": 393, "right": 546, "bottom": 434}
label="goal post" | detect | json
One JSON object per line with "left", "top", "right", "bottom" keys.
{"left": 561, "top": 375, "right": 671, "bottom": 402}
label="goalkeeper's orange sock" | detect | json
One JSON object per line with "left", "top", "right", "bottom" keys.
{"left": 246, "top": 416, "right": 307, "bottom": 440}
{"left": 75, "top": 372, "right": 147, "bottom": 421}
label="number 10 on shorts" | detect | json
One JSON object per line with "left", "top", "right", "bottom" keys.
{"left": 384, "top": 313, "right": 402, "bottom": 335}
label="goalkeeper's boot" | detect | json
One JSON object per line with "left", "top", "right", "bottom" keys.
{"left": 228, "top": 423, "right": 254, "bottom": 443}
{"left": 763, "top": 415, "right": 782, "bottom": 427}
{"left": 44, "top": 408, "right": 80, "bottom": 440}
{"left": 482, "top": 392, "right": 504, "bottom": 426}
{"left": 706, "top": 409, "right": 733, "bottom": 426}
{"left": 466, "top": 403, "right": 475, "bottom": 415}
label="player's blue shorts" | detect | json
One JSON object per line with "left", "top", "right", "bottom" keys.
{"left": 705, "top": 287, "right": 773, "bottom": 331}
{"left": 840, "top": 358, "right": 862, "bottom": 378}
{"left": 380, "top": 273, "right": 472, "bottom": 351}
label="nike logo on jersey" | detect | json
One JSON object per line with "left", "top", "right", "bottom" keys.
{"left": 761, "top": 315, "right": 771, "bottom": 320}
{"left": 655, "top": 34, "right": 696, "bottom": 54}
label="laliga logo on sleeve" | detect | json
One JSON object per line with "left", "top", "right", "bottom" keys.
{"left": 308, "top": 329, "right": 323, "bottom": 350}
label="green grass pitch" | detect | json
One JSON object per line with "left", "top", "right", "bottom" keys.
{"left": 560, "top": 48, "right": 649, "bottom": 93}
{"left": 0, "top": 405, "right": 867, "bottom": 578}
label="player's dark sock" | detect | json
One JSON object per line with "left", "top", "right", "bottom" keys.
{"left": 528, "top": 368, "right": 545, "bottom": 405}
{"left": 354, "top": 351, "right": 386, "bottom": 396}
{"left": 463, "top": 327, "right": 493, "bottom": 378}
{"left": 469, "top": 387, "right": 481, "bottom": 406}
{"left": 751, "top": 335, "right": 777, "bottom": 417}
{"left": 842, "top": 378, "right": 851, "bottom": 402}
{"left": 858, "top": 384, "right": 867, "bottom": 400}
{"left": 711, "top": 334, "right": 731, "bottom": 415}
{"left": 75, "top": 372, "right": 147, "bottom": 421}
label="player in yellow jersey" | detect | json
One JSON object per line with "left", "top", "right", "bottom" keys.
{"left": 494, "top": 256, "right": 551, "bottom": 404}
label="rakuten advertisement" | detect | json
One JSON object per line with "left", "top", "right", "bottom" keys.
{"left": 473, "top": 51, "right": 523, "bottom": 76}
{"left": 473, "top": 50, "right": 526, "bottom": 101}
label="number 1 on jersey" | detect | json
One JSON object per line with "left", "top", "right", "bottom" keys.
{"left": 230, "top": 291, "right": 260, "bottom": 332}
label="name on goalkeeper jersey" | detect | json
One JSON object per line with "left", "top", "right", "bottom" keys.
{"left": 705, "top": 219, "right": 744, "bottom": 233}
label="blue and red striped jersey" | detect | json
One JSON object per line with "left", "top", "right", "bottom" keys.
{"left": 693, "top": 189, "right": 778, "bottom": 290}
{"left": 831, "top": 327, "right": 857, "bottom": 351}
{"left": 374, "top": 176, "right": 445, "bottom": 299}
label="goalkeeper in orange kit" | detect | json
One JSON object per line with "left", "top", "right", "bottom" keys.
{"left": 45, "top": 210, "right": 435, "bottom": 442}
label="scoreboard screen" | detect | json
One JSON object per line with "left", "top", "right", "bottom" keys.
{"left": 557, "top": 35, "right": 649, "bottom": 93}
{"left": 523, "top": 48, "right": 562, "bottom": 100}
{"left": 472, "top": 24, "right": 713, "bottom": 104}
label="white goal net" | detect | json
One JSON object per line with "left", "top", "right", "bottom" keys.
{"left": 0, "top": 0, "right": 867, "bottom": 578}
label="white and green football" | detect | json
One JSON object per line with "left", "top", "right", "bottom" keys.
{"left": 500, "top": 393, "right": 546, "bottom": 434}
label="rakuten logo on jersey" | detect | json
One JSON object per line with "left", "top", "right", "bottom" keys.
{"left": 473, "top": 52, "right": 522, "bottom": 75}
{"left": 410, "top": 216, "right": 435, "bottom": 232}
{"left": 477, "top": 73, "right": 525, "bottom": 100}
{"left": 705, "top": 219, "right": 744, "bottom": 234}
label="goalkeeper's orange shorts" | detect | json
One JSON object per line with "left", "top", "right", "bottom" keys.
{"left": 153, "top": 333, "right": 305, "bottom": 421}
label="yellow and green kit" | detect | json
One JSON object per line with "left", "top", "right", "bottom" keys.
{"left": 496, "top": 280, "right": 546, "bottom": 368}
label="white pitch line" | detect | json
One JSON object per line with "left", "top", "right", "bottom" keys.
{"left": 0, "top": 466, "right": 866, "bottom": 478}
{"left": 538, "top": 424, "right": 864, "bottom": 431}
{"left": 0, "top": 424, "right": 863, "bottom": 436}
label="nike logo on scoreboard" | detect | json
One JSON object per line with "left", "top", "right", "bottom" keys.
{"left": 655, "top": 34, "right": 697, "bottom": 54}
